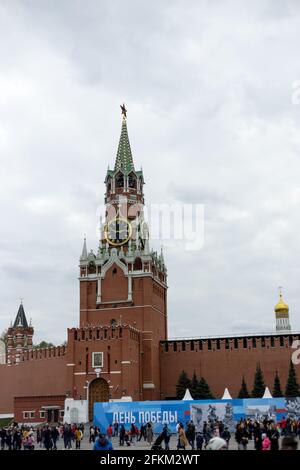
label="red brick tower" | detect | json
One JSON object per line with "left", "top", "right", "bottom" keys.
{"left": 6, "top": 303, "right": 34, "bottom": 365}
{"left": 79, "top": 105, "right": 168, "bottom": 399}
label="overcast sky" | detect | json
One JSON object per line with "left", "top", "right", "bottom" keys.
{"left": 1, "top": 0, "right": 300, "bottom": 344}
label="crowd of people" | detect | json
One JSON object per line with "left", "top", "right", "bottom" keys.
{"left": 0, "top": 423, "right": 85, "bottom": 450}
{"left": 89, "top": 416, "right": 300, "bottom": 451}
{"left": 0, "top": 416, "right": 299, "bottom": 451}
{"left": 234, "top": 417, "right": 300, "bottom": 451}
{"left": 169, "top": 416, "right": 300, "bottom": 451}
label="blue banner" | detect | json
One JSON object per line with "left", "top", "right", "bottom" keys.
{"left": 93, "top": 396, "right": 300, "bottom": 433}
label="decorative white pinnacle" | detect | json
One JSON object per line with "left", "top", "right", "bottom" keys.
{"left": 81, "top": 237, "right": 88, "bottom": 260}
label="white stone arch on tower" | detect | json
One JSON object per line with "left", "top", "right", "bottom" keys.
{"left": 98, "top": 248, "right": 132, "bottom": 302}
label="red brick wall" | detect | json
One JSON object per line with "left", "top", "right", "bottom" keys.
{"left": 0, "top": 356, "right": 68, "bottom": 414}
{"left": 160, "top": 335, "right": 300, "bottom": 399}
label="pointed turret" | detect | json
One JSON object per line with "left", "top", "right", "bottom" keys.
{"left": 81, "top": 237, "right": 88, "bottom": 260}
{"left": 7, "top": 302, "right": 34, "bottom": 364}
{"left": 13, "top": 302, "right": 28, "bottom": 328}
{"left": 114, "top": 104, "right": 135, "bottom": 174}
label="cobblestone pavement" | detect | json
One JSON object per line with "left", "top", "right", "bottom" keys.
{"left": 36, "top": 433, "right": 286, "bottom": 451}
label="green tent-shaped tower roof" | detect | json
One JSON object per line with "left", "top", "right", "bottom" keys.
{"left": 114, "top": 115, "right": 135, "bottom": 175}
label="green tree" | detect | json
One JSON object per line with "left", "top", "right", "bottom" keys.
{"left": 197, "top": 377, "right": 214, "bottom": 399}
{"left": 238, "top": 376, "right": 250, "bottom": 398}
{"left": 190, "top": 371, "right": 198, "bottom": 399}
{"left": 33, "top": 341, "right": 55, "bottom": 350}
{"left": 176, "top": 370, "right": 191, "bottom": 399}
{"left": 285, "top": 360, "right": 300, "bottom": 397}
{"left": 272, "top": 371, "right": 283, "bottom": 397}
{"left": 251, "top": 363, "right": 265, "bottom": 398}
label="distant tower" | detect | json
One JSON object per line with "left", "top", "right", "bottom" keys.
{"left": 274, "top": 288, "right": 291, "bottom": 333}
{"left": 7, "top": 302, "right": 34, "bottom": 365}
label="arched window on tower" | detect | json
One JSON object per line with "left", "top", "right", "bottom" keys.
{"left": 88, "top": 261, "right": 96, "bottom": 274}
{"left": 115, "top": 172, "right": 124, "bottom": 188}
{"left": 128, "top": 172, "right": 137, "bottom": 189}
{"left": 107, "top": 177, "right": 112, "bottom": 193}
{"left": 134, "top": 257, "right": 142, "bottom": 270}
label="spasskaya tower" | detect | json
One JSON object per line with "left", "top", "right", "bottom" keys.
{"left": 79, "top": 105, "right": 168, "bottom": 398}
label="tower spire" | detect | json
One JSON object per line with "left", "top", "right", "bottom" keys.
{"left": 115, "top": 104, "right": 135, "bottom": 174}
{"left": 81, "top": 237, "right": 88, "bottom": 260}
{"left": 13, "top": 302, "right": 29, "bottom": 328}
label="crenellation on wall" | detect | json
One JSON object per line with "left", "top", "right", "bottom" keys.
{"left": 160, "top": 333, "right": 300, "bottom": 355}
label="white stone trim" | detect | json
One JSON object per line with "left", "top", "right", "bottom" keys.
{"left": 92, "top": 352, "right": 104, "bottom": 368}
{"left": 143, "top": 383, "right": 155, "bottom": 389}
{"left": 101, "top": 249, "right": 128, "bottom": 277}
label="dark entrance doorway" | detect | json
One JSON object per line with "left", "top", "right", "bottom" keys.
{"left": 88, "top": 378, "right": 109, "bottom": 421}
{"left": 46, "top": 408, "right": 60, "bottom": 423}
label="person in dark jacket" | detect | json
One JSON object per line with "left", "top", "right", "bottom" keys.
{"left": 51, "top": 426, "right": 59, "bottom": 450}
{"left": 235, "top": 423, "right": 249, "bottom": 450}
{"left": 253, "top": 422, "right": 262, "bottom": 451}
{"left": 196, "top": 433, "right": 204, "bottom": 450}
{"left": 161, "top": 424, "right": 171, "bottom": 450}
{"left": 119, "top": 425, "right": 126, "bottom": 446}
{"left": 43, "top": 426, "right": 52, "bottom": 451}
{"left": 221, "top": 427, "right": 231, "bottom": 446}
{"left": 186, "top": 421, "right": 196, "bottom": 450}
{"left": 269, "top": 423, "right": 280, "bottom": 451}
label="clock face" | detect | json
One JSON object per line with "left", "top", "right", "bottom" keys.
{"left": 104, "top": 217, "right": 132, "bottom": 246}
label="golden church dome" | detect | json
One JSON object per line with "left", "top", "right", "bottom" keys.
{"left": 274, "top": 294, "right": 289, "bottom": 313}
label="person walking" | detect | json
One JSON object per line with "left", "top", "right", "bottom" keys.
{"left": 75, "top": 428, "right": 83, "bottom": 449}
{"left": 269, "top": 423, "right": 280, "bottom": 451}
{"left": 253, "top": 422, "right": 262, "bottom": 451}
{"left": 51, "top": 426, "right": 59, "bottom": 450}
{"left": 235, "top": 423, "right": 249, "bottom": 450}
{"left": 113, "top": 421, "right": 119, "bottom": 437}
{"left": 161, "top": 424, "right": 171, "bottom": 450}
{"left": 119, "top": 425, "right": 126, "bottom": 447}
{"left": 186, "top": 421, "right": 196, "bottom": 450}
{"left": 221, "top": 426, "right": 231, "bottom": 447}
{"left": 177, "top": 424, "right": 189, "bottom": 450}
{"left": 106, "top": 424, "right": 113, "bottom": 441}
{"left": 130, "top": 423, "right": 137, "bottom": 444}
{"left": 196, "top": 432, "right": 204, "bottom": 450}
{"left": 262, "top": 433, "right": 271, "bottom": 451}
{"left": 139, "top": 424, "right": 146, "bottom": 441}
{"left": 146, "top": 423, "right": 154, "bottom": 445}
{"left": 89, "top": 426, "right": 95, "bottom": 443}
